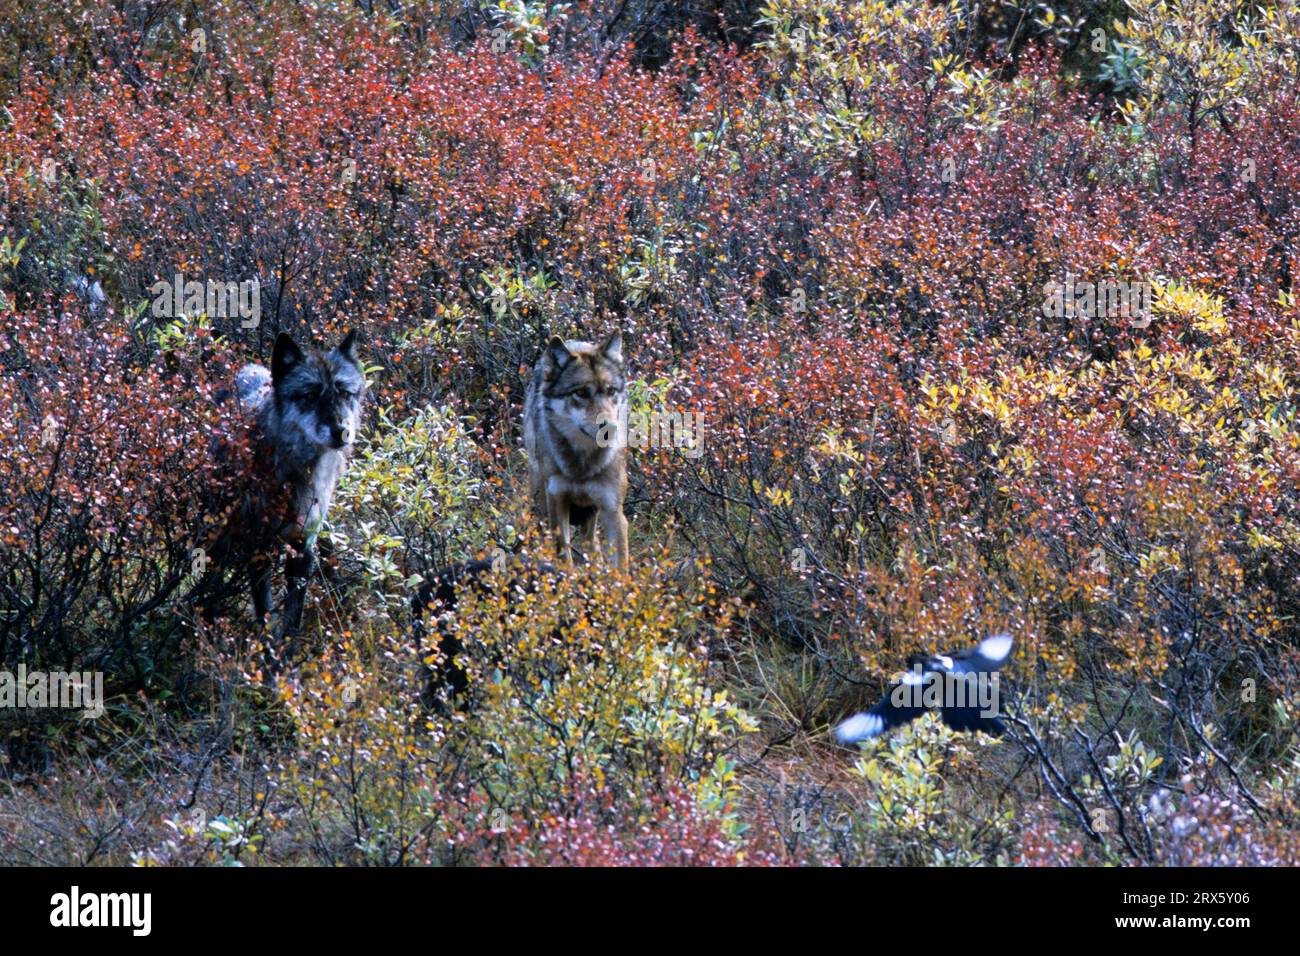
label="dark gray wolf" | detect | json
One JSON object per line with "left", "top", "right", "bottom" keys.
{"left": 522, "top": 333, "right": 628, "bottom": 568}
{"left": 231, "top": 330, "right": 365, "bottom": 638}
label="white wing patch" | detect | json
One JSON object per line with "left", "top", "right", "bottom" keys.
{"left": 834, "top": 713, "right": 884, "bottom": 744}
{"left": 978, "top": 633, "right": 1014, "bottom": 664}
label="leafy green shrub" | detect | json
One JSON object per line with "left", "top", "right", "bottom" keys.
{"left": 331, "top": 404, "right": 500, "bottom": 611}
{"left": 847, "top": 715, "right": 1018, "bottom": 865}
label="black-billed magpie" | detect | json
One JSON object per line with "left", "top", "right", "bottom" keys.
{"left": 834, "top": 633, "right": 1014, "bottom": 744}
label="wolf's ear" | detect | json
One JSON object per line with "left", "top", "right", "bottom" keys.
{"left": 272, "top": 332, "right": 305, "bottom": 383}
{"left": 601, "top": 332, "right": 623, "bottom": 364}
{"left": 337, "top": 329, "right": 359, "bottom": 361}
{"left": 543, "top": 336, "right": 571, "bottom": 375}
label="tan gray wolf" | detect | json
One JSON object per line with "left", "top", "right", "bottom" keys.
{"left": 523, "top": 333, "right": 629, "bottom": 568}
{"left": 228, "top": 330, "right": 365, "bottom": 638}
{"left": 833, "top": 633, "right": 1013, "bottom": 744}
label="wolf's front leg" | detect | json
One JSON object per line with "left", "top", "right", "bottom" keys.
{"left": 549, "top": 493, "right": 573, "bottom": 564}
{"left": 599, "top": 507, "right": 628, "bottom": 569}
{"left": 279, "top": 546, "right": 314, "bottom": 643}
{"left": 248, "top": 554, "right": 274, "bottom": 626}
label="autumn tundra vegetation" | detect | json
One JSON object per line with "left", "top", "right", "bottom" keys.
{"left": 0, "top": 0, "right": 1298, "bottom": 867}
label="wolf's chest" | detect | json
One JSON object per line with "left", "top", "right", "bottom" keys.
{"left": 546, "top": 473, "right": 619, "bottom": 511}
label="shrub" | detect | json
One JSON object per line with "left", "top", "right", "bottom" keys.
{"left": 846, "top": 715, "right": 1018, "bottom": 865}
{"left": 0, "top": 308, "right": 260, "bottom": 761}
{"left": 268, "top": 552, "right": 756, "bottom": 864}
{"left": 331, "top": 403, "right": 499, "bottom": 612}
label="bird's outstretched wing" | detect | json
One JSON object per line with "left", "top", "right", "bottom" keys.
{"left": 833, "top": 669, "right": 930, "bottom": 744}
{"left": 950, "top": 632, "right": 1014, "bottom": 673}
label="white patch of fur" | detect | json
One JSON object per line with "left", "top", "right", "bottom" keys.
{"left": 236, "top": 364, "right": 271, "bottom": 415}
{"left": 298, "top": 449, "right": 345, "bottom": 542}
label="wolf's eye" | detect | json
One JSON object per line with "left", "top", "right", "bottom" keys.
{"left": 575, "top": 386, "right": 594, "bottom": 401}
